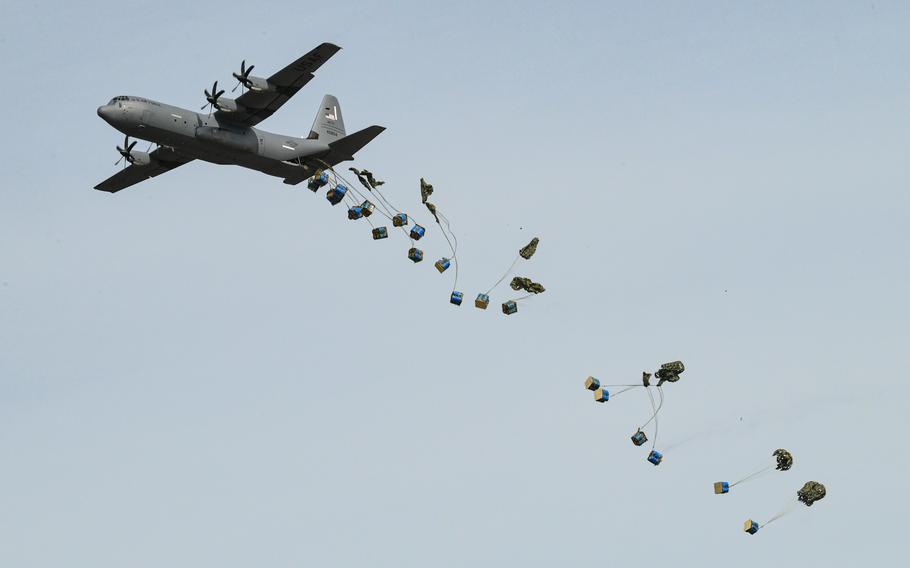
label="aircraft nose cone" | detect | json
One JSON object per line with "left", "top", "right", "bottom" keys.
{"left": 97, "top": 105, "right": 113, "bottom": 121}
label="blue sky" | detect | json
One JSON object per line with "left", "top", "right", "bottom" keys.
{"left": 1, "top": 1, "right": 908, "bottom": 566}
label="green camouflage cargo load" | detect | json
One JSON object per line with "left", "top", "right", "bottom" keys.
{"left": 510, "top": 276, "right": 545, "bottom": 294}
{"left": 519, "top": 237, "right": 539, "bottom": 260}
{"left": 773, "top": 449, "right": 794, "bottom": 471}
{"left": 797, "top": 481, "right": 826, "bottom": 506}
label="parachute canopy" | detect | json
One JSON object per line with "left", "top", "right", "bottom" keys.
{"left": 510, "top": 276, "right": 545, "bottom": 294}
{"left": 797, "top": 481, "right": 826, "bottom": 506}
{"left": 773, "top": 449, "right": 793, "bottom": 471}
{"left": 655, "top": 361, "right": 684, "bottom": 385}
{"left": 420, "top": 177, "right": 433, "bottom": 203}
{"left": 425, "top": 201, "right": 440, "bottom": 223}
{"left": 519, "top": 237, "right": 539, "bottom": 260}
{"left": 348, "top": 167, "right": 384, "bottom": 190}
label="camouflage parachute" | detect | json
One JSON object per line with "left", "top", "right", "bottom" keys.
{"left": 655, "top": 361, "right": 685, "bottom": 386}
{"left": 425, "top": 201, "right": 440, "bottom": 223}
{"left": 420, "top": 177, "right": 434, "bottom": 203}
{"left": 519, "top": 237, "right": 539, "bottom": 260}
{"left": 797, "top": 481, "right": 826, "bottom": 506}
{"left": 510, "top": 276, "right": 545, "bottom": 294}
{"left": 773, "top": 449, "right": 793, "bottom": 471}
{"left": 349, "top": 167, "right": 384, "bottom": 191}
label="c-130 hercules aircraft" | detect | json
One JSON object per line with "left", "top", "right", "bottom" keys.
{"left": 95, "top": 42, "right": 383, "bottom": 192}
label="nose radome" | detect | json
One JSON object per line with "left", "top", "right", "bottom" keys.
{"left": 97, "top": 105, "right": 115, "bottom": 121}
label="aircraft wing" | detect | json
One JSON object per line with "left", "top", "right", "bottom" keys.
{"left": 94, "top": 147, "right": 194, "bottom": 193}
{"left": 220, "top": 43, "right": 341, "bottom": 127}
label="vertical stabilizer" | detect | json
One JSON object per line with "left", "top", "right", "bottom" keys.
{"left": 308, "top": 94, "right": 345, "bottom": 141}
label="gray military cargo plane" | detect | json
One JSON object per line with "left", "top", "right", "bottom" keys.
{"left": 95, "top": 42, "right": 383, "bottom": 193}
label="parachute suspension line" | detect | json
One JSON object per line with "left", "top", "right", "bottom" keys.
{"left": 484, "top": 254, "right": 521, "bottom": 295}
{"left": 730, "top": 465, "right": 774, "bottom": 487}
{"left": 644, "top": 386, "right": 660, "bottom": 449}
{"left": 760, "top": 498, "right": 800, "bottom": 528}
{"left": 640, "top": 386, "right": 661, "bottom": 431}
{"left": 440, "top": 225, "right": 459, "bottom": 290}
{"left": 607, "top": 385, "right": 639, "bottom": 399}
{"left": 434, "top": 210, "right": 459, "bottom": 291}
{"left": 652, "top": 387, "right": 662, "bottom": 450}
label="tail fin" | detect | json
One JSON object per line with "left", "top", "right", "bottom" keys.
{"left": 308, "top": 94, "right": 345, "bottom": 141}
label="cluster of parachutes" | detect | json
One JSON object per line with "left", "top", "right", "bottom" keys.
{"left": 307, "top": 166, "right": 545, "bottom": 314}
{"left": 584, "top": 364, "right": 826, "bottom": 535}
{"left": 585, "top": 361, "right": 686, "bottom": 466}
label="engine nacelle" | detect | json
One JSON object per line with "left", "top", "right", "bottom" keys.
{"left": 245, "top": 76, "right": 274, "bottom": 93}
{"left": 129, "top": 151, "right": 151, "bottom": 167}
{"left": 213, "top": 97, "right": 246, "bottom": 113}
{"left": 195, "top": 126, "right": 258, "bottom": 153}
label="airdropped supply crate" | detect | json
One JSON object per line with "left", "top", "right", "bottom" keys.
{"left": 308, "top": 171, "right": 328, "bottom": 192}
{"left": 408, "top": 248, "right": 424, "bottom": 263}
{"left": 714, "top": 482, "right": 730, "bottom": 495}
{"left": 450, "top": 291, "right": 463, "bottom": 305}
{"left": 594, "top": 388, "right": 609, "bottom": 403}
{"left": 372, "top": 227, "right": 388, "bottom": 240}
{"left": 360, "top": 200, "right": 375, "bottom": 217}
{"left": 475, "top": 293, "right": 490, "bottom": 309}
{"left": 327, "top": 185, "right": 346, "bottom": 205}
{"left": 585, "top": 376, "right": 601, "bottom": 391}
{"left": 347, "top": 206, "right": 363, "bottom": 220}
{"left": 502, "top": 300, "right": 518, "bottom": 315}
{"left": 435, "top": 258, "right": 451, "bottom": 273}
{"left": 392, "top": 213, "right": 408, "bottom": 227}
{"left": 647, "top": 450, "right": 663, "bottom": 466}
{"left": 410, "top": 224, "right": 426, "bottom": 240}
{"left": 631, "top": 430, "right": 648, "bottom": 446}
{"left": 743, "top": 519, "right": 759, "bottom": 535}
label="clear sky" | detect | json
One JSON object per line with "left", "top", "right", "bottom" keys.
{"left": 1, "top": 1, "right": 908, "bottom": 566}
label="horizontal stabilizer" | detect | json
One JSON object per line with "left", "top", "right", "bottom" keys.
{"left": 323, "top": 125, "right": 385, "bottom": 164}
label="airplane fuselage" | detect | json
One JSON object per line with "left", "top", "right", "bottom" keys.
{"left": 97, "top": 96, "right": 328, "bottom": 181}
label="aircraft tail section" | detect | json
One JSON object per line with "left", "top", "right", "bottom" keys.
{"left": 308, "top": 94, "right": 345, "bottom": 141}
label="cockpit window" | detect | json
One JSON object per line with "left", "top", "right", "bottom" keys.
{"left": 108, "top": 96, "right": 129, "bottom": 104}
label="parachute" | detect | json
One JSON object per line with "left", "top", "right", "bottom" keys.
{"left": 509, "top": 276, "right": 545, "bottom": 295}
{"left": 797, "top": 481, "right": 826, "bottom": 506}
{"left": 519, "top": 237, "right": 539, "bottom": 260}
{"left": 420, "top": 177, "right": 433, "bottom": 203}
{"left": 774, "top": 449, "right": 794, "bottom": 471}
{"left": 655, "top": 361, "right": 684, "bottom": 386}
{"left": 348, "top": 167, "right": 384, "bottom": 190}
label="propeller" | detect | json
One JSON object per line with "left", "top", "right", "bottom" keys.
{"left": 115, "top": 135, "right": 138, "bottom": 166}
{"left": 231, "top": 60, "right": 255, "bottom": 93}
{"left": 201, "top": 81, "right": 225, "bottom": 114}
